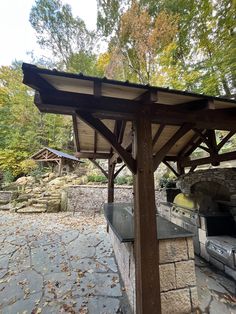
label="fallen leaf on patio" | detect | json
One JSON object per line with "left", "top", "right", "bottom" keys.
{"left": 87, "top": 269, "right": 94, "bottom": 273}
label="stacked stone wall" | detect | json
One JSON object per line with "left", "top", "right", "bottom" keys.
{"left": 109, "top": 228, "right": 198, "bottom": 314}
{"left": 66, "top": 185, "right": 165, "bottom": 212}
{"left": 177, "top": 168, "right": 236, "bottom": 195}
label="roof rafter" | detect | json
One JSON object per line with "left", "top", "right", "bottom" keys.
{"left": 217, "top": 131, "right": 236, "bottom": 151}
{"left": 76, "top": 152, "right": 110, "bottom": 159}
{"left": 152, "top": 124, "right": 165, "bottom": 147}
{"left": 181, "top": 151, "right": 236, "bottom": 168}
{"left": 162, "top": 161, "right": 179, "bottom": 177}
{"left": 75, "top": 112, "right": 136, "bottom": 173}
{"left": 72, "top": 115, "right": 80, "bottom": 152}
{"left": 89, "top": 159, "right": 108, "bottom": 178}
{"left": 153, "top": 124, "right": 193, "bottom": 171}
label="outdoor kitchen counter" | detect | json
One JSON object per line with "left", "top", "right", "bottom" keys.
{"left": 104, "top": 202, "right": 193, "bottom": 242}
{"left": 104, "top": 203, "right": 199, "bottom": 314}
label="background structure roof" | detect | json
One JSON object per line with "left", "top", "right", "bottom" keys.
{"left": 31, "top": 147, "right": 79, "bottom": 161}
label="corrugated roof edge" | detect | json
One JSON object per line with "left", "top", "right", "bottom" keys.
{"left": 31, "top": 147, "right": 80, "bottom": 162}
{"left": 22, "top": 62, "right": 236, "bottom": 105}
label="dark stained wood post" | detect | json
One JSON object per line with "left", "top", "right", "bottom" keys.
{"left": 133, "top": 112, "right": 161, "bottom": 314}
{"left": 58, "top": 158, "right": 62, "bottom": 176}
{"left": 108, "top": 160, "right": 115, "bottom": 203}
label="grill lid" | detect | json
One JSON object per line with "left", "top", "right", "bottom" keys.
{"left": 173, "top": 193, "right": 198, "bottom": 210}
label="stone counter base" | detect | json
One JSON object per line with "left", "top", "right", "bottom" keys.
{"left": 109, "top": 229, "right": 198, "bottom": 314}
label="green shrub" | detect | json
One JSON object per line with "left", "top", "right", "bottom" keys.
{"left": 29, "top": 165, "right": 45, "bottom": 181}
{"left": 87, "top": 174, "right": 107, "bottom": 183}
{"left": 2, "top": 170, "right": 14, "bottom": 184}
{"left": 159, "top": 177, "right": 176, "bottom": 188}
{"left": 115, "top": 175, "right": 133, "bottom": 185}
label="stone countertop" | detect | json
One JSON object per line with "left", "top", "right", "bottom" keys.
{"left": 104, "top": 203, "right": 193, "bottom": 243}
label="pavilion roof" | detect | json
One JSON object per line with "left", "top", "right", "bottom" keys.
{"left": 22, "top": 63, "right": 236, "bottom": 173}
{"left": 31, "top": 147, "right": 79, "bottom": 162}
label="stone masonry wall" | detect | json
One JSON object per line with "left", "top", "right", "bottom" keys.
{"left": 177, "top": 168, "right": 236, "bottom": 195}
{"left": 109, "top": 228, "right": 198, "bottom": 314}
{"left": 66, "top": 185, "right": 165, "bottom": 212}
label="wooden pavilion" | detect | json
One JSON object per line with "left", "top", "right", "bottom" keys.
{"left": 22, "top": 63, "right": 236, "bottom": 314}
{"left": 31, "top": 147, "right": 80, "bottom": 176}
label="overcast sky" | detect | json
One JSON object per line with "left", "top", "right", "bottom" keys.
{"left": 0, "top": 0, "right": 97, "bottom": 66}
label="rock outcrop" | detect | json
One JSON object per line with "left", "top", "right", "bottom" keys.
{"left": 0, "top": 172, "right": 81, "bottom": 214}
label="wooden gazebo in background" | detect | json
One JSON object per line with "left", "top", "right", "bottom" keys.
{"left": 22, "top": 63, "right": 236, "bottom": 314}
{"left": 31, "top": 147, "right": 80, "bottom": 176}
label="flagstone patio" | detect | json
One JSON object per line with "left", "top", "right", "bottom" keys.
{"left": 0, "top": 211, "right": 235, "bottom": 314}
{"left": 0, "top": 212, "right": 130, "bottom": 314}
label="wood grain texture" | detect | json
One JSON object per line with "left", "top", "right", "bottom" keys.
{"left": 133, "top": 113, "right": 161, "bottom": 314}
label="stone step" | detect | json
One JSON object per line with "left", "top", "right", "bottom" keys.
{"left": 39, "top": 197, "right": 60, "bottom": 201}
{"left": 33, "top": 203, "right": 47, "bottom": 209}
{"left": 0, "top": 203, "right": 12, "bottom": 211}
{"left": 30, "top": 198, "right": 43, "bottom": 203}
{"left": 36, "top": 199, "right": 48, "bottom": 205}
{"left": 17, "top": 206, "right": 47, "bottom": 214}
{"left": 17, "top": 194, "right": 33, "bottom": 201}
{"left": 43, "top": 193, "right": 61, "bottom": 198}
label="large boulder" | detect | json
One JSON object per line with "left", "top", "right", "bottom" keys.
{"left": 15, "top": 176, "right": 35, "bottom": 186}
{"left": 48, "top": 177, "right": 65, "bottom": 187}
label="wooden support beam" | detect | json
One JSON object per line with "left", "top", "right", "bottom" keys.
{"left": 114, "top": 120, "right": 123, "bottom": 140}
{"left": 110, "top": 130, "right": 133, "bottom": 165}
{"left": 206, "top": 130, "right": 219, "bottom": 166}
{"left": 110, "top": 120, "right": 121, "bottom": 155}
{"left": 207, "top": 99, "right": 215, "bottom": 109}
{"left": 133, "top": 113, "right": 161, "bottom": 314}
{"left": 217, "top": 131, "right": 235, "bottom": 151}
{"left": 189, "top": 165, "right": 197, "bottom": 173}
{"left": 150, "top": 105, "right": 236, "bottom": 130}
{"left": 109, "top": 154, "right": 122, "bottom": 165}
{"left": 153, "top": 124, "right": 192, "bottom": 170}
{"left": 207, "top": 130, "right": 217, "bottom": 150}
{"left": 94, "top": 131, "right": 97, "bottom": 153}
{"left": 152, "top": 124, "right": 165, "bottom": 147}
{"left": 33, "top": 158, "right": 61, "bottom": 162}
{"left": 118, "top": 121, "right": 126, "bottom": 144}
{"left": 193, "top": 128, "right": 211, "bottom": 147}
{"left": 76, "top": 112, "right": 136, "bottom": 173}
{"left": 114, "top": 164, "right": 126, "bottom": 178}
{"left": 38, "top": 90, "right": 141, "bottom": 119}
{"left": 177, "top": 160, "right": 185, "bottom": 175}
{"left": 198, "top": 145, "right": 211, "bottom": 153}
{"left": 72, "top": 115, "right": 80, "bottom": 152}
{"left": 75, "top": 152, "right": 111, "bottom": 159}
{"left": 89, "top": 159, "right": 108, "bottom": 178}
{"left": 181, "top": 151, "right": 236, "bottom": 167}
{"left": 164, "top": 156, "right": 178, "bottom": 162}
{"left": 179, "top": 130, "right": 207, "bottom": 158}
{"left": 58, "top": 159, "right": 62, "bottom": 176}
{"left": 108, "top": 160, "right": 115, "bottom": 203}
{"left": 23, "top": 70, "right": 56, "bottom": 91}
{"left": 178, "top": 131, "right": 203, "bottom": 157}
{"left": 135, "top": 89, "right": 158, "bottom": 104}
{"left": 94, "top": 80, "right": 101, "bottom": 98}
{"left": 35, "top": 90, "right": 236, "bottom": 130}
{"left": 163, "top": 161, "right": 179, "bottom": 177}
